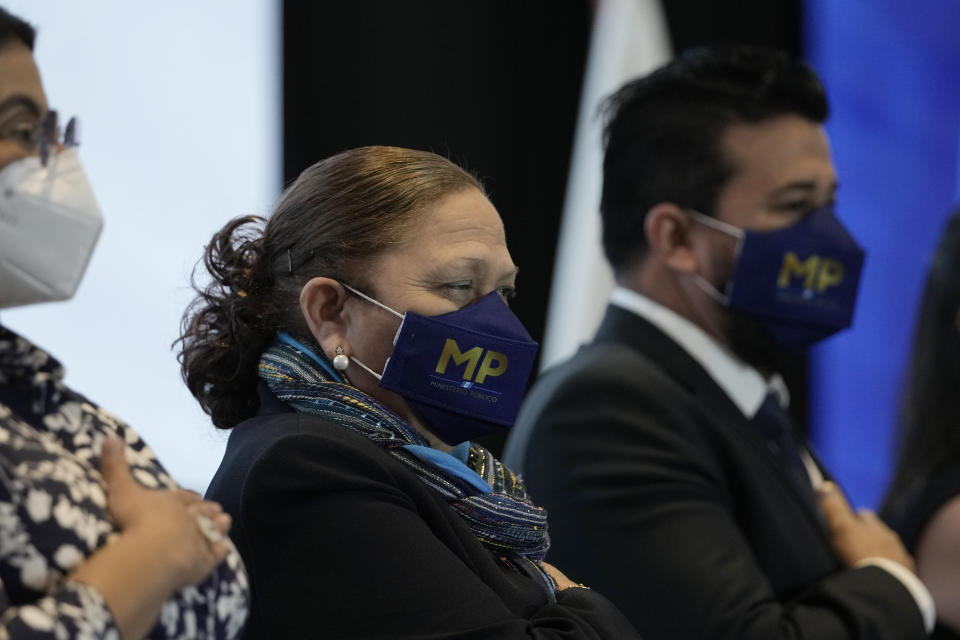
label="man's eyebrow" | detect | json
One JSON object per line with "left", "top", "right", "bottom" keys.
{"left": 770, "top": 180, "right": 817, "bottom": 196}
{"left": 0, "top": 95, "right": 42, "bottom": 117}
{"left": 769, "top": 179, "right": 839, "bottom": 199}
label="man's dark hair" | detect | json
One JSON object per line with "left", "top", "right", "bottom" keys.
{"left": 0, "top": 7, "right": 35, "bottom": 51}
{"left": 600, "top": 44, "right": 828, "bottom": 273}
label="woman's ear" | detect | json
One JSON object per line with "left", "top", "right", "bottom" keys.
{"left": 299, "top": 277, "right": 351, "bottom": 359}
{"left": 644, "top": 203, "right": 699, "bottom": 274}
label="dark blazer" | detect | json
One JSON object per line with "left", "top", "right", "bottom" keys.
{"left": 502, "top": 305, "right": 926, "bottom": 640}
{"left": 206, "top": 384, "right": 640, "bottom": 639}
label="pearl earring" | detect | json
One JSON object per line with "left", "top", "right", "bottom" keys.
{"left": 332, "top": 346, "right": 349, "bottom": 371}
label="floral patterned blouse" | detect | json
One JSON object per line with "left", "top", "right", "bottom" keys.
{"left": 0, "top": 326, "right": 248, "bottom": 639}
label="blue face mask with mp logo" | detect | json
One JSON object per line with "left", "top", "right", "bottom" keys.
{"left": 344, "top": 285, "right": 539, "bottom": 445}
{"left": 689, "top": 204, "right": 866, "bottom": 350}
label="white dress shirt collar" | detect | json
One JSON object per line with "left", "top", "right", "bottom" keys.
{"left": 609, "top": 286, "right": 789, "bottom": 418}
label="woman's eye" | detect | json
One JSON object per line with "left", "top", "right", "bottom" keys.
{"left": 4, "top": 122, "right": 39, "bottom": 146}
{"left": 445, "top": 281, "right": 473, "bottom": 291}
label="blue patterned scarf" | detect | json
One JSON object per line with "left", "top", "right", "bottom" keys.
{"left": 258, "top": 336, "right": 555, "bottom": 595}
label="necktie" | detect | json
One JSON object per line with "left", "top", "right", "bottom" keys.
{"left": 753, "top": 392, "right": 813, "bottom": 497}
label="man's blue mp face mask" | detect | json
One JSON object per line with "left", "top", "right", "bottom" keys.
{"left": 342, "top": 284, "right": 539, "bottom": 445}
{"left": 687, "top": 204, "right": 866, "bottom": 351}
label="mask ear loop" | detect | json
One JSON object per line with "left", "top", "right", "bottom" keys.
{"left": 692, "top": 275, "right": 731, "bottom": 305}
{"left": 684, "top": 209, "right": 746, "bottom": 305}
{"left": 338, "top": 282, "right": 403, "bottom": 381}
{"left": 350, "top": 356, "right": 384, "bottom": 381}
{"left": 340, "top": 282, "right": 404, "bottom": 319}
{"left": 684, "top": 209, "right": 745, "bottom": 239}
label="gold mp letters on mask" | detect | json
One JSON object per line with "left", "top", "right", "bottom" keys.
{"left": 435, "top": 339, "right": 509, "bottom": 384}
{"left": 777, "top": 252, "right": 845, "bottom": 293}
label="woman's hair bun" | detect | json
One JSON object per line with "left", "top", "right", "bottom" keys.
{"left": 177, "top": 215, "right": 272, "bottom": 429}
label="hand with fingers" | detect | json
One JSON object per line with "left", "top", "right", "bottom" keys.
{"left": 70, "top": 437, "right": 234, "bottom": 640}
{"left": 817, "top": 480, "right": 916, "bottom": 572}
{"left": 101, "top": 438, "right": 232, "bottom": 589}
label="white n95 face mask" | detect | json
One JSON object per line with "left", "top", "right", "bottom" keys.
{"left": 0, "top": 147, "right": 103, "bottom": 309}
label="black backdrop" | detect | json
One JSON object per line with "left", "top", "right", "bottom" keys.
{"left": 282, "top": 0, "right": 806, "bottom": 447}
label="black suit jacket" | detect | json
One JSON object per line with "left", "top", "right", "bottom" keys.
{"left": 503, "top": 305, "right": 926, "bottom": 640}
{"left": 206, "top": 384, "right": 640, "bottom": 639}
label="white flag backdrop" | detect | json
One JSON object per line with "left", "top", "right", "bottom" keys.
{"left": 541, "top": 0, "right": 671, "bottom": 370}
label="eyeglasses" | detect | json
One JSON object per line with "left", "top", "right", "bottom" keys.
{"left": 0, "top": 106, "right": 80, "bottom": 167}
{"left": 37, "top": 110, "right": 79, "bottom": 167}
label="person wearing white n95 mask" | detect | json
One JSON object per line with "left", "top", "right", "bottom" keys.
{"left": 0, "top": 7, "right": 248, "bottom": 640}
{"left": 0, "top": 122, "right": 103, "bottom": 308}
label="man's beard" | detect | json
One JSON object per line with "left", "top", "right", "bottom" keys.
{"left": 722, "top": 309, "right": 793, "bottom": 375}
{"left": 703, "top": 245, "right": 793, "bottom": 375}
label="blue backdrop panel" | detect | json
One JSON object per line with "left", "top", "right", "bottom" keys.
{"left": 805, "top": 1, "right": 960, "bottom": 507}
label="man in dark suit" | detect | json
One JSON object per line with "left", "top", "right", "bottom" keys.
{"left": 503, "top": 45, "right": 933, "bottom": 640}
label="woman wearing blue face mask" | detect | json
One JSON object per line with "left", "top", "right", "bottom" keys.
{"left": 0, "top": 8, "right": 248, "bottom": 640}
{"left": 181, "top": 145, "right": 640, "bottom": 639}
